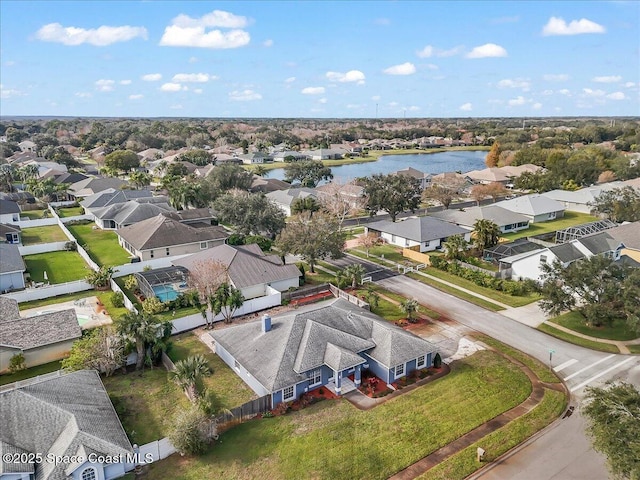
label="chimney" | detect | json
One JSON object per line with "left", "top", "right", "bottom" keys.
{"left": 261, "top": 314, "right": 272, "bottom": 333}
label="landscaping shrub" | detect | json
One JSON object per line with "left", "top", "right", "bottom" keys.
{"left": 245, "top": 235, "right": 272, "bottom": 251}
{"left": 64, "top": 241, "right": 77, "bottom": 251}
{"left": 227, "top": 233, "right": 245, "bottom": 246}
{"left": 8, "top": 353, "right": 26, "bottom": 374}
{"left": 433, "top": 352, "right": 442, "bottom": 368}
{"left": 168, "top": 406, "right": 216, "bottom": 456}
{"left": 111, "top": 291, "right": 125, "bottom": 308}
{"left": 142, "top": 297, "right": 166, "bottom": 314}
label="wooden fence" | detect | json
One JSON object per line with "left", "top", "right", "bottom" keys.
{"left": 328, "top": 284, "right": 370, "bottom": 310}
{"left": 214, "top": 395, "right": 272, "bottom": 426}
{"left": 281, "top": 283, "right": 330, "bottom": 301}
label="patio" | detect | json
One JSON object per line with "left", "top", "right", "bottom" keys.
{"left": 20, "top": 296, "right": 112, "bottom": 330}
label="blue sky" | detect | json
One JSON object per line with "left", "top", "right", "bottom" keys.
{"left": 1, "top": 1, "right": 638, "bottom": 118}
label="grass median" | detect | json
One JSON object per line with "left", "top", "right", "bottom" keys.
{"left": 538, "top": 324, "right": 620, "bottom": 354}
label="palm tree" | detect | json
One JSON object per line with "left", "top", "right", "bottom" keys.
{"left": 291, "top": 196, "right": 321, "bottom": 216}
{"left": 400, "top": 299, "right": 419, "bottom": 323}
{"left": 473, "top": 219, "right": 502, "bottom": 252}
{"left": 116, "top": 312, "right": 172, "bottom": 370}
{"left": 129, "top": 171, "right": 152, "bottom": 190}
{"left": 211, "top": 283, "right": 245, "bottom": 324}
{"left": 343, "top": 264, "right": 367, "bottom": 288}
{"left": 253, "top": 165, "right": 268, "bottom": 177}
{"left": 170, "top": 354, "right": 212, "bottom": 401}
{"left": 442, "top": 234, "right": 468, "bottom": 261}
{"left": 0, "top": 164, "right": 17, "bottom": 192}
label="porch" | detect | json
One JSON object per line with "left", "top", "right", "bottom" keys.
{"left": 325, "top": 376, "right": 357, "bottom": 396}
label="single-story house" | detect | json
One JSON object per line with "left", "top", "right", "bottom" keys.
{"left": 605, "top": 221, "right": 640, "bottom": 263}
{"left": 392, "top": 167, "right": 432, "bottom": 190}
{"left": 211, "top": 298, "right": 437, "bottom": 407}
{"left": 265, "top": 187, "right": 318, "bottom": 216}
{"left": 250, "top": 176, "right": 292, "bottom": 193}
{"left": 236, "top": 152, "right": 271, "bottom": 164}
{"left": 0, "top": 243, "right": 26, "bottom": 292}
{"left": 500, "top": 163, "right": 543, "bottom": 178}
{"left": 465, "top": 167, "right": 512, "bottom": 185}
{"left": 91, "top": 199, "right": 175, "bottom": 229}
{"left": 173, "top": 243, "right": 301, "bottom": 300}
{"left": 80, "top": 188, "right": 154, "bottom": 216}
{"left": 500, "top": 231, "right": 625, "bottom": 281}
{"left": 0, "top": 297, "right": 81, "bottom": 372}
{"left": 302, "top": 149, "right": 345, "bottom": 161}
{"left": 272, "top": 151, "right": 309, "bottom": 162}
{"left": 68, "top": 177, "right": 128, "bottom": 200}
{"left": 495, "top": 194, "right": 565, "bottom": 223}
{"left": 0, "top": 370, "right": 135, "bottom": 480}
{"left": 0, "top": 191, "right": 36, "bottom": 205}
{"left": 18, "top": 140, "right": 36, "bottom": 153}
{"left": 365, "top": 216, "right": 472, "bottom": 252}
{"left": 541, "top": 187, "right": 608, "bottom": 214}
{"left": 0, "top": 199, "right": 21, "bottom": 224}
{"left": 53, "top": 171, "right": 89, "bottom": 185}
{"left": 117, "top": 213, "right": 229, "bottom": 261}
{"left": 0, "top": 224, "right": 21, "bottom": 244}
{"left": 430, "top": 172, "right": 473, "bottom": 193}
{"left": 315, "top": 181, "right": 365, "bottom": 209}
{"left": 429, "top": 205, "right": 531, "bottom": 234}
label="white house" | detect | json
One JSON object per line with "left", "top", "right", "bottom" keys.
{"left": 365, "top": 216, "right": 471, "bottom": 253}
{"left": 0, "top": 200, "right": 21, "bottom": 223}
{"left": 265, "top": 188, "right": 318, "bottom": 216}
{"left": 429, "top": 205, "right": 531, "bottom": 234}
{"left": 0, "top": 243, "right": 26, "bottom": 292}
{"left": 495, "top": 194, "right": 565, "bottom": 223}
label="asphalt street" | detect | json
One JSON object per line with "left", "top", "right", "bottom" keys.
{"left": 323, "top": 253, "right": 399, "bottom": 282}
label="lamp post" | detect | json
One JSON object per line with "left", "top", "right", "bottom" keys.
{"left": 549, "top": 349, "right": 555, "bottom": 371}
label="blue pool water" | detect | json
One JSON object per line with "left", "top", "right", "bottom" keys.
{"left": 152, "top": 285, "right": 179, "bottom": 302}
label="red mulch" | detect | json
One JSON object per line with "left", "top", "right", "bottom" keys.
{"left": 353, "top": 374, "right": 392, "bottom": 397}
{"left": 306, "top": 387, "right": 338, "bottom": 401}
{"left": 290, "top": 291, "right": 334, "bottom": 306}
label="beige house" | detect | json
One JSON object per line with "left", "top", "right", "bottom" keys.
{"left": 0, "top": 297, "right": 81, "bottom": 373}
{"left": 116, "top": 213, "right": 229, "bottom": 261}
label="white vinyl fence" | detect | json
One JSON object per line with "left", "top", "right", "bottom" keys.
{"left": 15, "top": 217, "right": 58, "bottom": 228}
{"left": 2, "top": 280, "right": 93, "bottom": 303}
{"left": 110, "top": 278, "right": 138, "bottom": 313}
{"left": 111, "top": 255, "right": 191, "bottom": 278}
{"left": 137, "top": 438, "right": 176, "bottom": 464}
{"left": 19, "top": 242, "right": 68, "bottom": 256}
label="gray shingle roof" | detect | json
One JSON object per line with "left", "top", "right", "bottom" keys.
{"left": 597, "top": 222, "right": 639, "bottom": 250}
{"left": 495, "top": 194, "right": 565, "bottom": 217}
{"left": 117, "top": 214, "right": 228, "bottom": 251}
{"left": 0, "top": 370, "right": 133, "bottom": 480}
{"left": 92, "top": 200, "right": 175, "bottom": 226}
{"left": 549, "top": 243, "right": 586, "bottom": 263}
{"left": 429, "top": 206, "right": 530, "bottom": 229}
{"left": 69, "top": 177, "right": 128, "bottom": 197}
{"left": 577, "top": 232, "right": 622, "bottom": 255}
{"left": 0, "top": 200, "right": 20, "bottom": 214}
{"left": 0, "top": 297, "right": 20, "bottom": 321}
{"left": 265, "top": 188, "right": 317, "bottom": 208}
{"left": 0, "top": 243, "right": 26, "bottom": 274}
{"left": 174, "top": 243, "right": 300, "bottom": 289}
{"left": 367, "top": 216, "right": 469, "bottom": 243}
{"left": 211, "top": 298, "right": 436, "bottom": 392}
{"left": 0, "top": 309, "right": 81, "bottom": 349}
{"left": 80, "top": 188, "right": 153, "bottom": 210}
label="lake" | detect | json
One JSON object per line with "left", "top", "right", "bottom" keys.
{"left": 267, "top": 150, "right": 488, "bottom": 182}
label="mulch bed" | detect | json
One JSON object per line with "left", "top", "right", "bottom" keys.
{"left": 290, "top": 291, "right": 334, "bottom": 306}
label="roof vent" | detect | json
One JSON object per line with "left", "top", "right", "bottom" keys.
{"left": 262, "top": 314, "right": 272, "bottom": 333}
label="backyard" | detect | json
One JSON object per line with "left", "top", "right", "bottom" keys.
{"left": 19, "top": 209, "right": 48, "bottom": 220}
{"left": 144, "top": 350, "right": 532, "bottom": 480}
{"left": 24, "top": 251, "right": 89, "bottom": 283}
{"left": 500, "top": 211, "right": 599, "bottom": 241}
{"left": 57, "top": 206, "right": 84, "bottom": 218}
{"left": 67, "top": 223, "right": 131, "bottom": 266}
{"left": 104, "top": 332, "right": 256, "bottom": 445}
{"left": 0, "top": 360, "right": 62, "bottom": 386}
{"left": 21, "top": 225, "right": 68, "bottom": 245}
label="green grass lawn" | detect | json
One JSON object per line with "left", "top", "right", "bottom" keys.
{"left": 96, "top": 291, "right": 130, "bottom": 321}
{"left": 369, "top": 285, "right": 443, "bottom": 320}
{"left": 349, "top": 244, "right": 408, "bottom": 264}
{"left": 500, "top": 211, "right": 599, "bottom": 241}
{"left": 24, "top": 251, "right": 90, "bottom": 283}
{"left": 67, "top": 223, "right": 131, "bottom": 266}
{"left": 21, "top": 225, "right": 68, "bottom": 245}
{"left": 0, "top": 360, "right": 62, "bottom": 386}
{"left": 18, "top": 291, "right": 95, "bottom": 310}
{"left": 549, "top": 311, "right": 639, "bottom": 341}
{"left": 19, "top": 209, "right": 47, "bottom": 220}
{"left": 538, "top": 324, "right": 620, "bottom": 354}
{"left": 103, "top": 369, "right": 189, "bottom": 445}
{"left": 628, "top": 345, "right": 640, "bottom": 354}
{"left": 424, "top": 389, "right": 566, "bottom": 480}
{"left": 57, "top": 206, "right": 84, "bottom": 217}
{"left": 411, "top": 267, "right": 541, "bottom": 308}
{"left": 167, "top": 333, "right": 256, "bottom": 409}
{"left": 145, "top": 350, "right": 530, "bottom": 480}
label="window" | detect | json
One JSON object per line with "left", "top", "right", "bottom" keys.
{"left": 391, "top": 234, "right": 397, "bottom": 243}
{"left": 395, "top": 363, "right": 405, "bottom": 378}
{"left": 200, "top": 241, "right": 207, "bottom": 249}
{"left": 416, "top": 355, "right": 426, "bottom": 369}
{"left": 150, "top": 250, "right": 154, "bottom": 258}
{"left": 166, "top": 248, "right": 170, "bottom": 256}
{"left": 81, "top": 468, "right": 97, "bottom": 480}
{"left": 309, "top": 369, "right": 322, "bottom": 386}
{"left": 405, "top": 239, "right": 410, "bottom": 247}
{"left": 283, "top": 385, "right": 295, "bottom": 401}
{"left": 548, "top": 212, "right": 557, "bottom": 219}
{"left": 234, "top": 360, "right": 240, "bottom": 371}
{"left": 540, "top": 255, "right": 547, "bottom": 264}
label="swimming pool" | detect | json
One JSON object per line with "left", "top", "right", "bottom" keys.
{"left": 77, "top": 314, "right": 92, "bottom": 326}
{"left": 152, "top": 285, "right": 180, "bottom": 302}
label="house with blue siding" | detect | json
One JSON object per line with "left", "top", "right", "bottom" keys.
{"left": 210, "top": 298, "right": 437, "bottom": 407}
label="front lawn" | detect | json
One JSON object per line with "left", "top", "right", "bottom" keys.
{"left": 167, "top": 333, "right": 256, "bottom": 409}
{"left": 21, "top": 225, "right": 68, "bottom": 245}
{"left": 628, "top": 345, "right": 640, "bottom": 354}
{"left": 549, "top": 311, "right": 639, "bottom": 342}
{"left": 538, "top": 324, "right": 620, "bottom": 354}
{"left": 67, "top": 223, "right": 131, "bottom": 266}
{"left": 103, "top": 369, "right": 189, "bottom": 445}
{"left": 145, "top": 350, "right": 531, "bottom": 480}
{"left": 24, "top": 251, "right": 89, "bottom": 283}
{"left": 500, "top": 211, "right": 599, "bottom": 241}
{"left": 0, "top": 361, "right": 62, "bottom": 386}
{"left": 57, "top": 206, "right": 84, "bottom": 218}
{"left": 349, "top": 244, "right": 407, "bottom": 264}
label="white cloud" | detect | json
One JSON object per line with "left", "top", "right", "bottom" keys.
{"left": 301, "top": 86, "right": 325, "bottom": 95}
{"left": 542, "top": 16, "right": 605, "bottom": 36}
{"left": 35, "top": 23, "right": 147, "bottom": 46}
{"left": 497, "top": 78, "right": 531, "bottom": 90}
{"left": 194, "top": 88, "right": 203, "bottom": 94}
{"left": 160, "top": 82, "right": 185, "bottom": 92}
{"left": 383, "top": 62, "right": 416, "bottom": 75}
{"left": 532, "top": 102, "right": 542, "bottom": 110}
{"left": 607, "top": 91, "right": 625, "bottom": 100}
{"left": 325, "top": 70, "right": 366, "bottom": 84}
{"left": 426, "top": 64, "right": 439, "bottom": 70}
{"left": 541, "top": 89, "right": 554, "bottom": 96}
{"left": 582, "top": 88, "right": 606, "bottom": 97}
{"left": 558, "top": 89, "right": 571, "bottom": 96}
{"left": 466, "top": 43, "right": 507, "bottom": 58}
{"left": 229, "top": 89, "right": 262, "bottom": 101}
{"left": 263, "top": 39, "right": 273, "bottom": 47}
{"left": 407, "top": 106, "right": 420, "bottom": 111}
{"left": 189, "top": 56, "right": 198, "bottom": 63}
{"left": 129, "top": 94, "right": 143, "bottom": 100}
{"left": 508, "top": 96, "right": 526, "bottom": 106}
{"left": 543, "top": 74, "right": 569, "bottom": 81}
{"left": 416, "top": 45, "right": 464, "bottom": 58}
{"left": 119, "top": 79, "right": 132, "bottom": 85}
{"left": 95, "top": 79, "right": 115, "bottom": 92}
{"left": 388, "top": 101, "right": 399, "bottom": 107}
{"left": 172, "top": 73, "right": 215, "bottom": 83}
{"left": 159, "top": 10, "right": 250, "bottom": 49}
{"left": 592, "top": 75, "right": 622, "bottom": 83}
{"left": 459, "top": 102, "right": 473, "bottom": 111}
{"left": 142, "top": 73, "right": 162, "bottom": 82}
{"left": 318, "top": 98, "right": 328, "bottom": 104}
{"left": 372, "top": 95, "right": 381, "bottom": 101}
{"left": 285, "top": 77, "right": 296, "bottom": 83}
{"left": 624, "top": 82, "right": 636, "bottom": 88}
{"left": 74, "top": 92, "right": 92, "bottom": 98}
